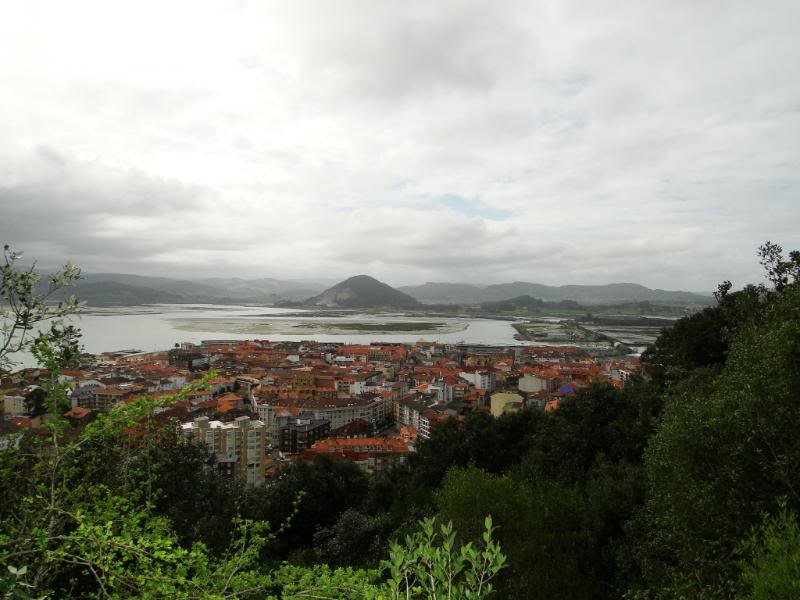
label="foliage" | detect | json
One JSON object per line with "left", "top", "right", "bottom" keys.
{"left": 640, "top": 284, "right": 768, "bottom": 388}
{"left": 146, "top": 429, "right": 244, "bottom": 553}
{"left": 397, "top": 409, "right": 544, "bottom": 513}
{"left": 758, "top": 241, "right": 800, "bottom": 292}
{"left": 436, "top": 466, "right": 587, "bottom": 599}
{"left": 520, "top": 379, "right": 662, "bottom": 483}
{"left": 635, "top": 282, "right": 800, "bottom": 597}
{"left": 383, "top": 516, "right": 506, "bottom": 600}
{"left": 2, "top": 435, "right": 260, "bottom": 597}
{"left": 25, "top": 323, "right": 84, "bottom": 418}
{"left": 0, "top": 245, "right": 82, "bottom": 373}
{"left": 643, "top": 242, "right": 799, "bottom": 391}
{"left": 737, "top": 502, "right": 800, "bottom": 600}
{"left": 239, "top": 455, "right": 370, "bottom": 562}
{"left": 261, "top": 517, "right": 506, "bottom": 600}
{"left": 4, "top": 243, "right": 800, "bottom": 599}
{"left": 392, "top": 379, "right": 663, "bottom": 598}
{"left": 314, "top": 508, "right": 390, "bottom": 568}
{"left": 265, "top": 563, "right": 380, "bottom": 599}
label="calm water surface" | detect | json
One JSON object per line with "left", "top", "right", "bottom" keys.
{"left": 31, "top": 304, "right": 529, "bottom": 358}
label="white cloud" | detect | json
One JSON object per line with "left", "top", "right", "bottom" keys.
{"left": 0, "top": 0, "right": 798, "bottom": 291}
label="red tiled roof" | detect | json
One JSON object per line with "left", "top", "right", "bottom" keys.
{"left": 64, "top": 406, "right": 93, "bottom": 419}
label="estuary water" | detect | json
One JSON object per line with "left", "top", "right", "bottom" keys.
{"left": 26, "top": 304, "right": 528, "bottom": 358}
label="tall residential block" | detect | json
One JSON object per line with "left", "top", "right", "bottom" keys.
{"left": 180, "top": 415, "right": 266, "bottom": 486}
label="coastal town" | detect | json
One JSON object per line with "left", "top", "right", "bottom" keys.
{"left": 0, "top": 338, "right": 640, "bottom": 486}
{"left": 1, "top": 0, "right": 796, "bottom": 594}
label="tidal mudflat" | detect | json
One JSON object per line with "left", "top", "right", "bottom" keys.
{"left": 169, "top": 316, "right": 467, "bottom": 336}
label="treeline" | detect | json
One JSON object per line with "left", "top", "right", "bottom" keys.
{"left": 1, "top": 243, "right": 799, "bottom": 598}
{"left": 479, "top": 294, "right": 690, "bottom": 317}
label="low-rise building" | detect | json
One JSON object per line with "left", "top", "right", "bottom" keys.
{"left": 2, "top": 392, "right": 26, "bottom": 417}
{"left": 458, "top": 369, "right": 497, "bottom": 393}
{"left": 83, "top": 384, "right": 145, "bottom": 411}
{"left": 279, "top": 418, "right": 331, "bottom": 453}
{"left": 303, "top": 437, "right": 413, "bottom": 473}
{"left": 168, "top": 344, "right": 210, "bottom": 371}
{"left": 518, "top": 370, "right": 559, "bottom": 393}
{"left": 489, "top": 391, "right": 524, "bottom": 417}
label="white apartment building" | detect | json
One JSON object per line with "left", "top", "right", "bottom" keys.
{"left": 181, "top": 415, "right": 266, "bottom": 487}
{"left": 254, "top": 395, "right": 386, "bottom": 432}
{"left": 458, "top": 370, "right": 497, "bottom": 392}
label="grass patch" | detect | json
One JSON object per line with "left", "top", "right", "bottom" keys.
{"left": 303, "top": 322, "right": 445, "bottom": 332}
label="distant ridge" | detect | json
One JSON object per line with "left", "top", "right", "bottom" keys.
{"left": 49, "top": 281, "right": 187, "bottom": 307}
{"left": 44, "top": 273, "right": 326, "bottom": 306}
{"left": 480, "top": 294, "right": 580, "bottom": 311}
{"left": 40, "top": 272, "right": 711, "bottom": 307}
{"left": 303, "top": 275, "right": 421, "bottom": 308}
{"left": 399, "top": 281, "right": 712, "bottom": 306}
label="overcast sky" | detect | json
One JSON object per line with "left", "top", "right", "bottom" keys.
{"left": 0, "top": 0, "right": 798, "bottom": 291}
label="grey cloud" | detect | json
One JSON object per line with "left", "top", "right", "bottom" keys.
{"left": 0, "top": 149, "right": 216, "bottom": 263}
{"left": 1, "top": 146, "right": 203, "bottom": 215}
{"left": 288, "top": 2, "right": 532, "bottom": 103}
{"left": 0, "top": 0, "right": 797, "bottom": 290}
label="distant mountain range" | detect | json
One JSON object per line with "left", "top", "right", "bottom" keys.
{"left": 303, "top": 275, "right": 421, "bottom": 308}
{"left": 398, "top": 281, "right": 712, "bottom": 306}
{"left": 480, "top": 294, "right": 582, "bottom": 312}
{"left": 41, "top": 272, "right": 712, "bottom": 307}
{"left": 45, "top": 273, "right": 325, "bottom": 306}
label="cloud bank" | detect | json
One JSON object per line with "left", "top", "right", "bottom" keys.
{"left": 0, "top": 0, "right": 798, "bottom": 290}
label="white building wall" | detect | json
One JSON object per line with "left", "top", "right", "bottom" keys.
{"left": 2, "top": 395, "right": 26, "bottom": 416}
{"left": 519, "top": 375, "right": 548, "bottom": 393}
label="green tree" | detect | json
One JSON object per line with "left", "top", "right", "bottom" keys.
{"left": 239, "top": 455, "right": 370, "bottom": 562}
{"left": 398, "top": 409, "right": 544, "bottom": 513}
{"left": 382, "top": 516, "right": 507, "bottom": 600}
{"left": 640, "top": 284, "right": 767, "bottom": 388}
{"left": 0, "top": 245, "right": 82, "bottom": 373}
{"left": 520, "top": 380, "right": 662, "bottom": 484}
{"left": 758, "top": 241, "right": 800, "bottom": 292}
{"left": 0, "top": 384, "right": 276, "bottom": 597}
{"left": 147, "top": 429, "right": 244, "bottom": 553}
{"left": 737, "top": 502, "right": 800, "bottom": 600}
{"left": 634, "top": 283, "right": 800, "bottom": 598}
{"left": 263, "top": 517, "right": 507, "bottom": 600}
{"left": 314, "top": 508, "right": 390, "bottom": 568}
{"left": 436, "top": 465, "right": 589, "bottom": 599}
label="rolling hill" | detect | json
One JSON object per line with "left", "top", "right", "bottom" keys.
{"left": 43, "top": 273, "right": 326, "bottom": 306}
{"left": 399, "top": 281, "right": 712, "bottom": 306}
{"left": 38, "top": 271, "right": 711, "bottom": 308}
{"left": 303, "top": 275, "right": 421, "bottom": 308}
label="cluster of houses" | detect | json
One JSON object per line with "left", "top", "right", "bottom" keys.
{"left": 1, "top": 339, "right": 639, "bottom": 486}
